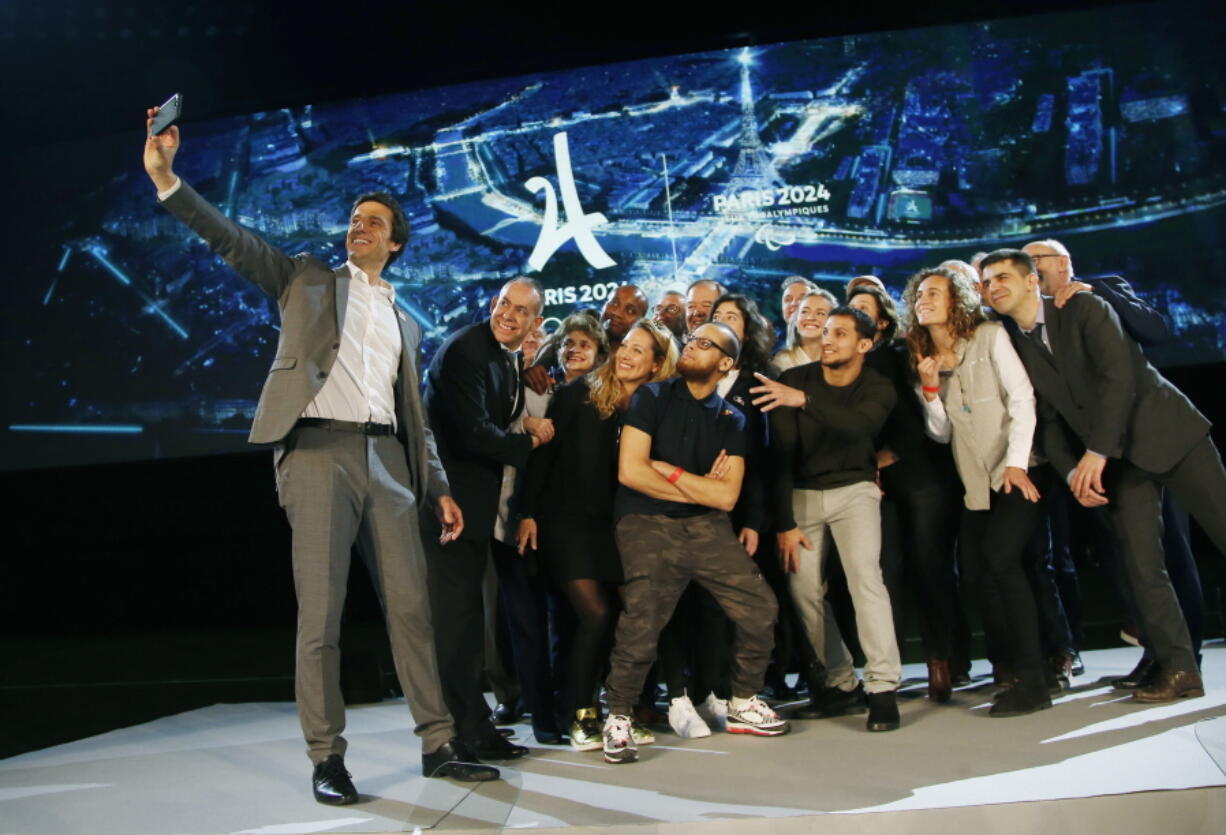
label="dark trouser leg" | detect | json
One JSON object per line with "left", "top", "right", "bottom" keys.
{"left": 1108, "top": 462, "right": 1197, "bottom": 674}
{"left": 481, "top": 557, "right": 519, "bottom": 707}
{"left": 357, "top": 434, "right": 455, "bottom": 753}
{"left": 423, "top": 533, "right": 492, "bottom": 742}
{"left": 561, "top": 578, "right": 616, "bottom": 715}
{"left": 958, "top": 512, "right": 1010, "bottom": 670}
{"left": 605, "top": 516, "right": 694, "bottom": 715}
{"left": 961, "top": 488, "right": 1046, "bottom": 685}
{"left": 658, "top": 585, "right": 697, "bottom": 701}
{"left": 1048, "top": 489, "right": 1083, "bottom": 648}
{"left": 1161, "top": 494, "right": 1203, "bottom": 658}
{"left": 1024, "top": 467, "right": 1075, "bottom": 657}
{"left": 491, "top": 539, "right": 557, "bottom": 732}
{"left": 692, "top": 585, "right": 732, "bottom": 701}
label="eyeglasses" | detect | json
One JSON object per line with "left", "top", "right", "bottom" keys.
{"left": 685, "top": 335, "right": 736, "bottom": 359}
{"left": 655, "top": 304, "right": 682, "bottom": 315}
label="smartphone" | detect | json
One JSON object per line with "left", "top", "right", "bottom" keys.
{"left": 149, "top": 93, "right": 183, "bottom": 136}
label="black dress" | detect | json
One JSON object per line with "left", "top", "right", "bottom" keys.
{"left": 519, "top": 377, "right": 624, "bottom": 584}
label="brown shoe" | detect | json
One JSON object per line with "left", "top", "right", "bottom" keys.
{"left": 1133, "top": 669, "right": 1204, "bottom": 703}
{"left": 926, "top": 658, "right": 952, "bottom": 703}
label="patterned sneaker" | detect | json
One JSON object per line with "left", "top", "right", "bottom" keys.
{"left": 630, "top": 720, "right": 656, "bottom": 746}
{"left": 668, "top": 695, "right": 711, "bottom": 739}
{"left": 570, "top": 707, "right": 603, "bottom": 752}
{"left": 726, "top": 695, "right": 790, "bottom": 736}
{"left": 700, "top": 693, "right": 729, "bottom": 729}
{"left": 602, "top": 714, "right": 638, "bottom": 763}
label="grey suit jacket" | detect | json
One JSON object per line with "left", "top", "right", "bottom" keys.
{"left": 1003, "top": 294, "right": 1209, "bottom": 479}
{"left": 160, "top": 180, "right": 450, "bottom": 506}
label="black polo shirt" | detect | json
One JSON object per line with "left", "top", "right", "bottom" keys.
{"left": 615, "top": 377, "right": 747, "bottom": 519}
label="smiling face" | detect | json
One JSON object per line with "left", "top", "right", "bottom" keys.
{"left": 1022, "top": 242, "right": 1072, "bottom": 295}
{"left": 601, "top": 286, "right": 647, "bottom": 342}
{"left": 981, "top": 259, "right": 1040, "bottom": 319}
{"left": 796, "top": 295, "right": 834, "bottom": 342}
{"left": 914, "top": 274, "right": 952, "bottom": 329}
{"left": 820, "top": 313, "right": 872, "bottom": 370}
{"left": 346, "top": 201, "right": 403, "bottom": 273}
{"left": 685, "top": 282, "right": 721, "bottom": 333}
{"left": 561, "top": 329, "right": 599, "bottom": 381}
{"left": 711, "top": 300, "right": 746, "bottom": 343}
{"left": 488, "top": 280, "right": 544, "bottom": 349}
{"left": 613, "top": 326, "right": 661, "bottom": 384}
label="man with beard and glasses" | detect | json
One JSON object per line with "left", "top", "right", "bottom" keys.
{"left": 599, "top": 321, "right": 788, "bottom": 764}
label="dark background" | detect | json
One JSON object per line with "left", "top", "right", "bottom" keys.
{"left": 3, "top": 0, "right": 1224, "bottom": 759}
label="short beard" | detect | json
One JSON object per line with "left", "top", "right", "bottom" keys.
{"left": 678, "top": 359, "right": 719, "bottom": 383}
{"left": 821, "top": 356, "right": 850, "bottom": 370}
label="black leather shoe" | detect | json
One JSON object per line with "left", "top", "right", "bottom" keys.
{"left": 312, "top": 754, "right": 359, "bottom": 805}
{"left": 492, "top": 700, "right": 522, "bottom": 725}
{"left": 533, "top": 723, "right": 565, "bottom": 745}
{"left": 865, "top": 691, "right": 900, "bottom": 732}
{"left": 472, "top": 732, "right": 529, "bottom": 760}
{"left": 423, "top": 739, "right": 500, "bottom": 782}
{"left": 1113, "top": 656, "right": 1159, "bottom": 690}
{"left": 990, "top": 683, "right": 1051, "bottom": 718}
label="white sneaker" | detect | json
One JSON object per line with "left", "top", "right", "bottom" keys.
{"left": 668, "top": 695, "right": 711, "bottom": 739}
{"left": 726, "top": 695, "right": 790, "bottom": 736}
{"left": 700, "top": 693, "right": 729, "bottom": 729}
{"left": 602, "top": 714, "right": 638, "bottom": 763}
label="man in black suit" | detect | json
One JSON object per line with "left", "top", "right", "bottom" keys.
{"left": 982, "top": 249, "right": 1226, "bottom": 702}
{"left": 422, "top": 278, "right": 555, "bottom": 757}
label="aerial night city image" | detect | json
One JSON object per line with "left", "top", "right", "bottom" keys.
{"left": 6, "top": 2, "right": 1225, "bottom": 468}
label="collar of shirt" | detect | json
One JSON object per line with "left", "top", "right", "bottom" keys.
{"left": 344, "top": 260, "right": 396, "bottom": 302}
{"left": 1021, "top": 298, "right": 1046, "bottom": 335}
{"left": 715, "top": 368, "right": 740, "bottom": 399}
{"left": 670, "top": 376, "right": 725, "bottom": 413}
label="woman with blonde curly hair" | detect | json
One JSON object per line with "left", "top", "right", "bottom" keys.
{"left": 904, "top": 265, "right": 1050, "bottom": 718}
{"left": 517, "top": 320, "right": 677, "bottom": 750}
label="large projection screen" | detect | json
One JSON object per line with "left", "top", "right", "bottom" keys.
{"left": 5, "top": 3, "right": 1224, "bottom": 470}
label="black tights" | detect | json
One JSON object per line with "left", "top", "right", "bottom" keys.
{"left": 561, "top": 577, "right": 618, "bottom": 716}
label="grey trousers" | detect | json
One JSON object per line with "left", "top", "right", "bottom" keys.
{"left": 276, "top": 426, "right": 455, "bottom": 764}
{"left": 604, "top": 512, "right": 777, "bottom": 716}
{"left": 789, "top": 482, "right": 901, "bottom": 693}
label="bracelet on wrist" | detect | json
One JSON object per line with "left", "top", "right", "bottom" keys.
{"left": 667, "top": 466, "right": 685, "bottom": 484}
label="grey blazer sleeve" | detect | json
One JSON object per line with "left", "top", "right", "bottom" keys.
{"left": 403, "top": 317, "right": 451, "bottom": 503}
{"left": 159, "top": 180, "right": 302, "bottom": 300}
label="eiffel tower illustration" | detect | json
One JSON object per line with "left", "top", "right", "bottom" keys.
{"left": 727, "top": 48, "right": 780, "bottom": 195}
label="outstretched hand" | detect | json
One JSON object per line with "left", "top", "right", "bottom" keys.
{"left": 144, "top": 106, "right": 180, "bottom": 192}
{"left": 750, "top": 372, "right": 805, "bottom": 412}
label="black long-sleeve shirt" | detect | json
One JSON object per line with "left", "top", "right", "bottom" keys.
{"left": 770, "top": 363, "right": 896, "bottom": 531}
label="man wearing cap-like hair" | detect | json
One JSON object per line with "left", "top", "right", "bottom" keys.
{"left": 599, "top": 321, "right": 788, "bottom": 764}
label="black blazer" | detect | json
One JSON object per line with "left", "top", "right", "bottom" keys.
{"left": 1086, "top": 274, "right": 1170, "bottom": 347}
{"left": 1002, "top": 294, "right": 1209, "bottom": 478}
{"left": 423, "top": 320, "right": 534, "bottom": 542}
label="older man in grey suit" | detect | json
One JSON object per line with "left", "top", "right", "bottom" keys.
{"left": 143, "top": 106, "right": 499, "bottom": 802}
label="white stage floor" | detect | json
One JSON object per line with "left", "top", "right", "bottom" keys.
{"left": 2, "top": 646, "right": 1224, "bottom": 834}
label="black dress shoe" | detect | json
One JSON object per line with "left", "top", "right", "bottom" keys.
{"left": 989, "top": 683, "right": 1051, "bottom": 718}
{"left": 492, "top": 700, "right": 522, "bottom": 725}
{"left": 1113, "top": 656, "right": 1159, "bottom": 690}
{"left": 865, "top": 691, "right": 900, "bottom": 732}
{"left": 533, "top": 723, "right": 565, "bottom": 745}
{"left": 423, "top": 739, "right": 500, "bottom": 782}
{"left": 472, "top": 732, "right": 530, "bottom": 760}
{"left": 312, "top": 754, "right": 359, "bottom": 805}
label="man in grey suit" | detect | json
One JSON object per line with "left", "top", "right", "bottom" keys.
{"left": 143, "top": 106, "right": 498, "bottom": 802}
{"left": 983, "top": 248, "right": 1226, "bottom": 703}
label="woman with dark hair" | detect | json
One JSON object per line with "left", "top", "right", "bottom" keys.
{"left": 847, "top": 284, "right": 900, "bottom": 345}
{"left": 904, "top": 265, "right": 1049, "bottom": 717}
{"left": 516, "top": 321, "right": 679, "bottom": 750}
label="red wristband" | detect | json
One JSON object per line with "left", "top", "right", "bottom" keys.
{"left": 667, "top": 466, "right": 684, "bottom": 484}
{"left": 922, "top": 385, "right": 940, "bottom": 393}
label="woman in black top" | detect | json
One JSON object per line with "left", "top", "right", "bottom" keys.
{"left": 517, "top": 321, "right": 678, "bottom": 751}
{"left": 847, "top": 283, "right": 965, "bottom": 702}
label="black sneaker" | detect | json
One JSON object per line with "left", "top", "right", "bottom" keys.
{"left": 865, "top": 691, "right": 900, "bottom": 732}
{"left": 312, "top": 754, "right": 359, "bottom": 805}
{"left": 796, "top": 681, "right": 867, "bottom": 718}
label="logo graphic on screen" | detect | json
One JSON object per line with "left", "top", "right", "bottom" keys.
{"left": 525, "top": 132, "right": 616, "bottom": 272}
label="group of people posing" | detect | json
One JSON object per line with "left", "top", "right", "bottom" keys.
{"left": 144, "top": 107, "right": 1223, "bottom": 801}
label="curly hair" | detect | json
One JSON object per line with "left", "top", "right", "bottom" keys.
{"left": 712, "top": 292, "right": 775, "bottom": 376}
{"left": 902, "top": 266, "right": 986, "bottom": 365}
{"left": 586, "top": 320, "right": 678, "bottom": 419}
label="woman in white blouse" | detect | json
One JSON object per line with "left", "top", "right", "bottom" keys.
{"left": 903, "top": 265, "right": 1050, "bottom": 719}
{"left": 772, "top": 288, "right": 837, "bottom": 372}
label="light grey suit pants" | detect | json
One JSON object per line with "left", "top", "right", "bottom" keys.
{"left": 277, "top": 426, "right": 454, "bottom": 763}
